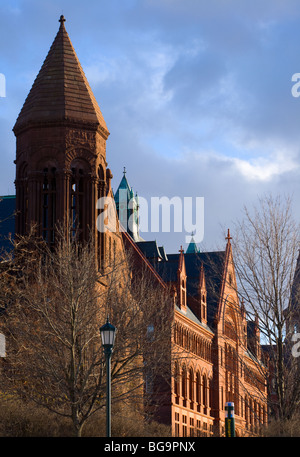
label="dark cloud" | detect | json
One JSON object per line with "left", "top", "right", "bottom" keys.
{"left": 0, "top": 0, "right": 299, "bottom": 253}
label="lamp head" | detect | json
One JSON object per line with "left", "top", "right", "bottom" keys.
{"left": 100, "top": 316, "right": 116, "bottom": 349}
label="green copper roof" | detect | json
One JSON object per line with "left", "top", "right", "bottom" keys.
{"left": 186, "top": 235, "right": 200, "bottom": 254}
{"left": 114, "top": 169, "right": 132, "bottom": 204}
{"left": 114, "top": 168, "right": 144, "bottom": 242}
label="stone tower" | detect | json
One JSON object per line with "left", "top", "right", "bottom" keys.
{"left": 13, "top": 16, "right": 111, "bottom": 266}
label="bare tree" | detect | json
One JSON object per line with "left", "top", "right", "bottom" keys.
{"left": 232, "top": 193, "right": 300, "bottom": 421}
{"left": 0, "top": 229, "right": 173, "bottom": 436}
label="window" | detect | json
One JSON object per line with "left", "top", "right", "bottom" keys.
{"left": 108, "top": 236, "right": 112, "bottom": 263}
{"left": 189, "top": 417, "right": 195, "bottom": 436}
{"left": 70, "top": 167, "right": 84, "bottom": 239}
{"left": 174, "top": 363, "right": 180, "bottom": 405}
{"left": 145, "top": 372, "right": 153, "bottom": 394}
{"left": 189, "top": 368, "right": 194, "bottom": 408}
{"left": 182, "top": 415, "right": 187, "bottom": 437}
{"left": 97, "top": 165, "right": 105, "bottom": 268}
{"left": 42, "top": 167, "right": 56, "bottom": 246}
{"left": 147, "top": 325, "right": 154, "bottom": 342}
{"left": 203, "top": 375, "right": 207, "bottom": 415}
{"left": 196, "top": 372, "right": 201, "bottom": 412}
{"left": 294, "top": 324, "right": 298, "bottom": 334}
{"left": 182, "top": 367, "right": 187, "bottom": 407}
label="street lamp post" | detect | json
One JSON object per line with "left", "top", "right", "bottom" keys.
{"left": 100, "top": 316, "right": 117, "bottom": 438}
{"left": 225, "top": 402, "right": 235, "bottom": 437}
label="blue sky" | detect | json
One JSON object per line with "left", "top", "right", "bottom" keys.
{"left": 0, "top": 0, "right": 300, "bottom": 252}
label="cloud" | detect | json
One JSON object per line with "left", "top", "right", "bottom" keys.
{"left": 232, "top": 153, "right": 299, "bottom": 182}
{"left": 1, "top": 0, "right": 300, "bottom": 253}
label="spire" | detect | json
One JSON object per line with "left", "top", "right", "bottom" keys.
{"left": 114, "top": 169, "right": 143, "bottom": 242}
{"left": 178, "top": 245, "right": 184, "bottom": 271}
{"left": 59, "top": 14, "right": 66, "bottom": 25}
{"left": 225, "top": 228, "right": 232, "bottom": 244}
{"left": 199, "top": 262, "right": 206, "bottom": 288}
{"left": 114, "top": 168, "right": 131, "bottom": 203}
{"left": 13, "top": 16, "right": 109, "bottom": 136}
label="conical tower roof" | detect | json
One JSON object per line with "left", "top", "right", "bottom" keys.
{"left": 13, "top": 15, "right": 109, "bottom": 136}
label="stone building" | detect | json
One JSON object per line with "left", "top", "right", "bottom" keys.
{"left": 2, "top": 16, "right": 268, "bottom": 436}
{"left": 117, "top": 173, "right": 268, "bottom": 435}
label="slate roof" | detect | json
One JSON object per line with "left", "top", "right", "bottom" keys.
{"left": 136, "top": 240, "right": 165, "bottom": 261}
{"left": 0, "top": 196, "right": 16, "bottom": 254}
{"left": 175, "top": 304, "right": 214, "bottom": 335}
{"left": 158, "top": 246, "right": 168, "bottom": 261}
{"left": 13, "top": 15, "right": 108, "bottom": 135}
{"left": 153, "top": 250, "right": 226, "bottom": 327}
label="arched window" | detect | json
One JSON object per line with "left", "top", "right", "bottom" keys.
{"left": 97, "top": 165, "right": 106, "bottom": 268}
{"left": 180, "top": 327, "right": 183, "bottom": 347}
{"left": 70, "top": 166, "right": 84, "bottom": 239}
{"left": 69, "top": 159, "right": 91, "bottom": 242}
{"left": 42, "top": 167, "right": 56, "bottom": 246}
{"left": 245, "top": 397, "right": 249, "bottom": 426}
{"left": 174, "top": 363, "right": 180, "bottom": 405}
{"left": 182, "top": 366, "right": 187, "bottom": 407}
{"left": 203, "top": 374, "right": 207, "bottom": 415}
{"left": 196, "top": 371, "right": 201, "bottom": 412}
{"left": 189, "top": 368, "right": 194, "bottom": 409}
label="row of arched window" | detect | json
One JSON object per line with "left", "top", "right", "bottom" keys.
{"left": 17, "top": 159, "right": 107, "bottom": 257}
{"left": 244, "top": 396, "right": 267, "bottom": 428}
{"left": 41, "top": 164, "right": 89, "bottom": 244}
{"left": 174, "top": 323, "right": 212, "bottom": 362}
{"left": 224, "top": 343, "right": 238, "bottom": 373}
{"left": 223, "top": 342, "right": 266, "bottom": 392}
{"left": 243, "top": 364, "right": 266, "bottom": 390}
{"left": 224, "top": 320, "right": 238, "bottom": 341}
{"left": 174, "top": 362, "right": 212, "bottom": 415}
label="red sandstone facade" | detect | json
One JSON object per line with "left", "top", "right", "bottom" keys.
{"left": 13, "top": 16, "right": 268, "bottom": 437}
{"left": 169, "top": 239, "right": 268, "bottom": 436}
{"left": 132, "top": 233, "right": 268, "bottom": 436}
{"left": 13, "top": 15, "right": 122, "bottom": 269}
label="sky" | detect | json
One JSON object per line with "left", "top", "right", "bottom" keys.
{"left": 0, "top": 0, "right": 300, "bottom": 253}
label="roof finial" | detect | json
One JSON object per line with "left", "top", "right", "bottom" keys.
{"left": 179, "top": 245, "right": 184, "bottom": 254}
{"left": 123, "top": 166, "right": 126, "bottom": 176}
{"left": 225, "top": 228, "right": 232, "bottom": 243}
{"left": 59, "top": 15, "right": 66, "bottom": 24}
